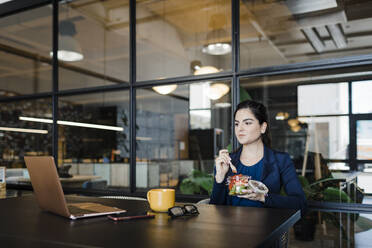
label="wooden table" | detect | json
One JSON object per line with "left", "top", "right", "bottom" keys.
{"left": 0, "top": 195, "right": 300, "bottom": 247}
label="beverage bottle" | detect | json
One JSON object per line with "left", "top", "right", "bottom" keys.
{"left": 0, "top": 167, "right": 6, "bottom": 191}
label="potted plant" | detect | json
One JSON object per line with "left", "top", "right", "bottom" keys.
{"left": 294, "top": 175, "right": 357, "bottom": 242}
{"left": 179, "top": 170, "right": 213, "bottom": 195}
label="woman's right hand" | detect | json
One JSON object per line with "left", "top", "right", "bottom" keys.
{"left": 215, "top": 149, "right": 237, "bottom": 183}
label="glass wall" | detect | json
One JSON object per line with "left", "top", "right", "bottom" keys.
{"left": 136, "top": 0, "right": 231, "bottom": 81}
{"left": 352, "top": 81, "right": 372, "bottom": 114}
{"left": 240, "top": 76, "right": 348, "bottom": 164}
{"left": 357, "top": 120, "right": 372, "bottom": 160}
{"left": 136, "top": 80, "right": 231, "bottom": 193}
{"left": 0, "top": 6, "right": 52, "bottom": 95}
{"left": 289, "top": 210, "right": 360, "bottom": 247}
{"left": 59, "top": 0, "right": 130, "bottom": 90}
{"left": 240, "top": 0, "right": 372, "bottom": 70}
{"left": 0, "top": 98, "right": 52, "bottom": 170}
{"left": 59, "top": 91, "right": 130, "bottom": 191}
{"left": 0, "top": 0, "right": 372, "bottom": 203}
{"left": 239, "top": 68, "right": 372, "bottom": 204}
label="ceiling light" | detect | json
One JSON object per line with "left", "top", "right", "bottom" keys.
{"left": 214, "top": 102, "right": 231, "bottom": 108}
{"left": 326, "top": 23, "right": 347, "bottom": 49}
{"left": 302, "top": 27, "right": 325, "bottom": 53}
{"left": 152, "top": 85, "right": 177, "bottom": 95}
{"left": 0, "top": 0, "right": 13, "bottom": 4}
{"left": 203, "top": 13, "right": 231, "bottom": 56}
{"left": 287, "top": 118, "right": 299, "bottom": 127}
{"left": 0, "top": 127, "right": 48, "bottom": 134}
{"left": 202, "top": 42, "right": 231, "bottom": 55}
{"left": 287, "top": 118, "right": 302, "bottom": 132}
{"left": 50, "top": 20, "right": 83, "bottom": 62}
{"left": 290, "top": 125, "right": 301, "bottom": 132}
{"left": 194, "top": 66, "right": 220, "bottom": 75}
{"left": 50, "top": 35, "right": 84, "bottom": 62}
{"left": 275, "top": 112, "right": 290, "bottom": 120}
{"left": 57, "top": 120, "right": 122, "bottom": 131}
{"left": 19, "top": 116, "right": 123, "bottom": 132}
{"left": 207, "top": 83, "right": 230, "bottom": 100}
{"left": 136, "top": 137, "right": 152, "bottom": 141}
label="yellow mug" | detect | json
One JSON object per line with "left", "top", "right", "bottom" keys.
{"left": 147, "top": 188, "right": 175, "bottom": 212}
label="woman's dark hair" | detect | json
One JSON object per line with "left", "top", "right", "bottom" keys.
{"left": 234, "top": 100, "right": 272, "bottom": 148}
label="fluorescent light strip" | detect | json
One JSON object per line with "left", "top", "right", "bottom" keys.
{"left": 57, "top": 120, "right": 123, "bottom": 131}
{"left": 136, "top": 137, "right": 152, "bottom": 141}
{"left": 0, "top": 127, "right": 48, "bottom": 134}
{"left": 0, "top": 0, "right": 13, "bottom": 4}
{"left": 19, "top": 117, "right": 124, "bottom": 132}
{"left": 19, "top": 116, "right": 52, "bottom": 124}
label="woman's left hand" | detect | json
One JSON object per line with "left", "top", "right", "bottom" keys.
{"left": 237, "top": 189, "right": 265, "bottom": 203}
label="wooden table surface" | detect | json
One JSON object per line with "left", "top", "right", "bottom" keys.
{"left": 0, "top": 195, "right": 300, "bottom": 248}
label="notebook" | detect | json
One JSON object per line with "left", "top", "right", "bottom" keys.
{"left": 24, "top": 156, "right": 126, "bottom": 219}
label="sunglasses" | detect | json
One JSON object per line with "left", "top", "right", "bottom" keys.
{"left": 168, "top": 204, "right": 199, "bottom": 218}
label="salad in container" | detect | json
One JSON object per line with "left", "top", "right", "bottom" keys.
{"left": 227, "top": 174, "right": 268, "bottom": 196}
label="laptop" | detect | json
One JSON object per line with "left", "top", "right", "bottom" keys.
{"left": 24, "top": 156, "right": 126, "bottom": 219}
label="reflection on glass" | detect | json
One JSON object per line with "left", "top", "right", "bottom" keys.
{"left": 0, "top": 99, "right": 52, "bottom": 169}
{"left": 190, "top": 110, "right": 211, "bottom": 129}
{"left": 0, "top": 6, "right": 52, "bottom": 95}
{"left": 298, "top": 83, "right": 348, "bottom": 116}
{"left": 136, "top": 0, "right": 231, "bottom": 81}
{"left": 328, "top": 162, "right": 349, "bottom": 171}
{"left": 352, "top": 81, "right": 372, "bottom": 114}
{"left": 240, "top": 0, "right": 372, "bottom": 69}
{"left": 357, "top": 120, "right": 372, "bottom": 160}
{"left": 290, "top": 210, "right": 358, "bottom": 247}
{"left": 59, "top": 0, "right": 130, "bottom": 90}
{"left": 58, "top": 91, "right": 130, "bottom": 191}
{"left": 240, "top": 76, "right": 350, "bottom": 179}
{"left": 136, "top": 81, "right": 231, "bottom": 194}
{"left": 358, "top": 167, "right": 372, "bottom": 194}
{"left": 298, "top": 116, "right": 349, "bottom": 160}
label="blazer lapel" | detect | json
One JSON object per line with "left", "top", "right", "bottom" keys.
{"left": 261, "top": 146, "right": 276, "bottom": 181}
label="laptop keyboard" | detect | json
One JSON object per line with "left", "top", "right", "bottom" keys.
{"left": 67, "top": 205, "right": 98, "bottom": 215}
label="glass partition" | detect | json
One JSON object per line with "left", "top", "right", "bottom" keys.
{"left": 298, "top": 83, "right": 348, "bottom": 116}
{"left": 357, "top": 120, "right": 372, "bottom": 160}
{"left": 240, "top": 71, "right": 353, "bottom": 200}
{"left": 0, "top": 98, "right": 52, "bottom": 171}
{"left": 0, "top": 6, "right": 52, "bottom": 96}
{"left": 289, "top": 210, "right": 359, "bottom": 247}
{"left": 240, "top": 0, "right": 372, "bottom": 70}
{"left": 136, "top": 0, "right": 232, "bottom": 81}
{"left": 352, "top": 81, "right": 372, "bottom": 114}
{"left": 136, "top": 80, "right": 231, "bottom": 194}
{"left": 58, "top": 91, "right": 130, "bottom": 191}
{"left": 59, "top": 0, "right": 130, "bottom": 90}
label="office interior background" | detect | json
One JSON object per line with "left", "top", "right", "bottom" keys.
{"left": 1, "top": 0, "right": 372, "bottom": 245}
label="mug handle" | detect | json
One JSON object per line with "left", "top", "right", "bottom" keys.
{"left": 147, "top": 190, "right": 151, "bottom": 204}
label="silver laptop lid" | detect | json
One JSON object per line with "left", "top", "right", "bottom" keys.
{"left": 24, "top": 156, "right": 70, "bottom": 218}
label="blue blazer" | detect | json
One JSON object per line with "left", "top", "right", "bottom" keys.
{"left": 210, "top": 146, "right": 307, "bottom": 216}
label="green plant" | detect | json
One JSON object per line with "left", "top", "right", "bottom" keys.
{"left": 298, "top": 176, "right": 352, "bottom": 203}
{"left": 180, "top": 170, "right": 213, "bottom": 195}
{"left": 297, "top": 175, "right": 357, "bottom": 241}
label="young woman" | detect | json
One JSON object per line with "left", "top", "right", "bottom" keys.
{"left": 210, "top": 100, "right": 307, "bottom": 215}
